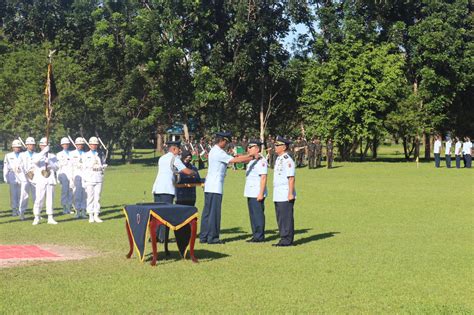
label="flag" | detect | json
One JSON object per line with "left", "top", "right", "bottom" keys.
{"left": 44, "top": 63, "right": 58, "bottom": 119}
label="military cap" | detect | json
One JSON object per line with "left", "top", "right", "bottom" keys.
{"left": 275, "top": 136, "right": 291, "bottom": 146}
{"left": 215, "top": 131, "right": 232, "bottom": 142}
{"left": 247, "top": 139, "right": 263, "bottom": 147}
{"left": 166, "top": 140, "right": 181, "bottom": 147}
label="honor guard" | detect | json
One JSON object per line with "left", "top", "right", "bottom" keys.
{"left": 57, "top": 137, "right": 75, "bottom": 214}
{"left": 200, "top": 131, "right": 257, "bottom": 244}
{"left": 454, "top": 137, "right": 462, "bottom": 169}
{"left": 32, "top": 138, "right": 59, "bottom": 225}
{"left": 152, "top": 140, "right": 195, "bottom": 242}
{"left": 444, "top": 137, "right": 452, "bottom": 168}
{"left": 3, "top": 140, "right": 23, "bottom": 217}
{"left": 83, "top": 137, "right": 107, "bottom": 223}
{"left": 71, "top": 137, "right": 87, "bottom": 218}
{"left": 272, "top": 136, "right": 296, "bottom": 246}
{"left": 244, "top": 139, "right": 268, "bottom": 242}
{"left": 19, "top": 137, "right": 37, "bottom": 218}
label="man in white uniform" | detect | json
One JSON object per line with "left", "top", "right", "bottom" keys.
{"left": 56, "top": 137, "right": 75, "bottom": 214}
{"left": 151, "top": 140, "right": 196, "bottom": 242}
{"left": 3, "top": 140, "right": 23, "bottom": 217}
{"left": 71, "top": 137, "right": 87, "bottom": 218}
{"left": 272, "top": 136, "right": 296, "bottom": 247}
{"left": 19, "top": 137, "right": 37, "bottom": 218}
{"left": 83, "top": 137, "right": 107, "bottom": 223}
{"left": 454, "top": 137, "right": 462, "bottom": 169}
{"left": 433, "top": 135, "right": 442, "bottom": 168}
{"left": 200, "top": 131, "right": 257, "bottom": 244}
{"left": 244, "top": 139, "right": 268, "bottom": 243}
{"left": 32, "top": 137, "right": 59, "bottom": 225}
{"left": 444, "top": 137, "right": 452, "bottom": 168}
{"left": 462, "top": 136, "right": 472, "bottom": 168}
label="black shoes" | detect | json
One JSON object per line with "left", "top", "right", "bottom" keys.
{"left": 246, "top": 238, "right": 265, "bottom": 243}
{"left": 207, "top": 240, "right": 225, "bottom": 245}
{"left": 272, "top": 243, "right": 293, "bottom": 247}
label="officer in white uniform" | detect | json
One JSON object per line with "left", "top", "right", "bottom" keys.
{"left": 3, "top": 140, "right": 23, "bottom": 217}
{"left": 71, "top": 137, "right": 87, "bottom": 218}
{"left": 272, "top": 136, "right": 296, "bottom": 247}
{"left": 454, "top": 137, "right": 463, "bottom": 169}
{"left": 152, "top": 140, "right": 195, "bottom": 242}
{"left": 444, "top": 137, "right": 452, "bottom": 168}
{"left": 19, "top": 137, "right": 37, "bottom": 217}
{"left": 244, "top": 139, "right": 268, "bottom": 243}
{"left": 433, "top": 135, "right": 442, "bottom": 168}
{"left": 56, "top": 137, "right": 75, "bottom": 214}
{"left": 83, "top": 137, "right": 107, "bottom": 223}
{"left": 200, "top": 131, "right": 257, "bottom": 244}
{"left": 462, "top": 136, "right": 472, "bottom": 168}
{"left": 32, "top": 137, "right": 59, "bottom": 225}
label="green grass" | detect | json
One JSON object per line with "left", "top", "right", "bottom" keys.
{"left": 0, "top": 147, "right": 473, "bottom": 313}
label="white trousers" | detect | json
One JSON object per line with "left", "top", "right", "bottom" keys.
{"left": 58, "top": 173, "right": 73, "bottom": 207}
{"left": 33, "top": 183, "right": 55, "bottom": 216}
{"left": 73, "top": 176, "right": 87, "bottom": 210}
{"left": 19, "top": 181, "right": 36, "bottom": 213}
{"left": 86, "top": 183, "right": 102, "bottom": 214}
{"left": 9, "top": 183, "right": 21, "bottom": 210}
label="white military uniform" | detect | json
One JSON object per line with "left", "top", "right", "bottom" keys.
{"left": 19, "top": 150, "right": 37, "bottom": 215}
{"left": 455, "top": 141, "right": 462, "bottom": 155}
{"left": 152, "top": 152, "right": 187, "bottom": 196}
{"left": 445, "top": 140, "right": 452, "bottom": 155}
{"left": 204, "top": 145, "right": 233, "bottom": 194}
{"left": 57, "top": 149, "right": 75, "bottom": 213}
{"left": 462, "top": 140, "right": 472, "bottom": 155}
{"left": 244, "top": 155, "right": 268, "bottom": 198}
{"left": 3, "top": 151, "right": 22, "bottom": 215}
{"left": 83, "top": 150, "right": 106, "bottom": 216}
{"left": 32, "top": 147, "right": 58, "bottom": 218}
{"left": 273, "top": 153, "right": 296, "bottom": 202}
{"left": 71, "top": 149, "right": 87, "bottom": 214}
{"left": 433, "top": 140, "right": 442, "bottom": 154}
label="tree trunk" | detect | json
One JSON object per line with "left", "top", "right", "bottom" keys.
{"left": 423, "top": 132, "right": 431, "bottom": 161}
{"left": 403, "top": 137, "right": 409, "bottom": 159}
{"left": 183, "top": 123, "right": 190, "bottom": 141}
{"left": 372, "top": 137, "right": 378, "bottom": 159}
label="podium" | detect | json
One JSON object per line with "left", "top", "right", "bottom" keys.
{"left": 123, "top": 203, "right": 198, "bottom": 266}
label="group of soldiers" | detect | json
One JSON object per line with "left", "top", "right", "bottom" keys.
{"left": 3, "top": 136, "right": 107, "bottom": 225}
{"left": 155, "top": 132, "right": 297, "bottom": 246}
{"left": 179, "top": 135, "right": 335, "bottom": 170}
{"left": 433, "top": 136, "right": 472, "bottom": 168}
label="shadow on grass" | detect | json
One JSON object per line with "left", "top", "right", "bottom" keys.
{"left": 265, "top": 228, "right": 312, "bottom": 242}
{"left": 143, "top": 249, "right": 230, "bottom": 264}
{"left": 293, "top": 231, "right": 340, "bottom": 246}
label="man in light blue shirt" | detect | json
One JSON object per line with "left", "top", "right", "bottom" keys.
{"left": 201, "top": 131, "right": 257, "bottom": 244}
{"left": 272, "top": 136, "right": 296, "bottom": 247}
{"left": 152, "top": 140, "right": 195, "bottom": 242}
{"left": 244, "top": 139, "right": 268, "bottom": 242}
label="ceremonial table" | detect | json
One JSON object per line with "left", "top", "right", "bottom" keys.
{"left": 123, "top": 203, "right": 198, "bottom": 266}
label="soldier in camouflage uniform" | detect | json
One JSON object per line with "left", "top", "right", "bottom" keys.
{"left": 326, "top": 139, "right": 334, "bottom": 169}
{"left": 315, "top": 138, "right": 322, "bottom": 168}
{"left": 307, "top": 138, "right": 316, "bottom": 169}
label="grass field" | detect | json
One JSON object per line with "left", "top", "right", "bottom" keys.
{"left": 0, "top": 146, "right": 473, "bottom": 313}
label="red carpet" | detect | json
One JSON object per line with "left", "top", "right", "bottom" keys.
{"left": 0, "top": 245, "right": 59, "bottom": 259}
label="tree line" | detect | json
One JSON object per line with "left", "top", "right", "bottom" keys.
{"left": 0, "top": 0, "right": 472, "bottom": 162}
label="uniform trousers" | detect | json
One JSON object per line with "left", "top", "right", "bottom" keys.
{"left": 247, "top": 198, "right": 265, "bottom": 241}
{"left": 464, "top": 154, "right": 472, "bottom": 168}
{"left": 275, "top": 200, "right": 295, "bottom": 245}
{"left": 445, "top": 154, "right": 451, "bottom": 168}
{"left": 19, "top": 181, "right": 36, "bottom": 214}
{"left": 307, "top": 155, "right": 315, "bottom": 169}
{"left": 434, "top": 153, "right": 441, "bottom": 167}
{"left": 85, "top": 182, "right": 102, "bottom": 214}
{"left": 58, "top": 173, "right": 74, "bottom": 207}
{"left": 73, "top": 176, "right": 87, "bottom": 210}
{"left": 33, "top": 184, "right": 55, "bottom": 216}
{"left": 316, "top": 154, "right": 322, "bottom": 167}
{"left": 455, "top": 155, "right": 461, "bottom": 168}
{"left": 9, "top": 183, "right": 21, "bottom": 211}
{"left": 154, "top": 194, "right": 174, "bottom": 242}
{"left": 200, "top": 192, "right": 223, "bottom": 243}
